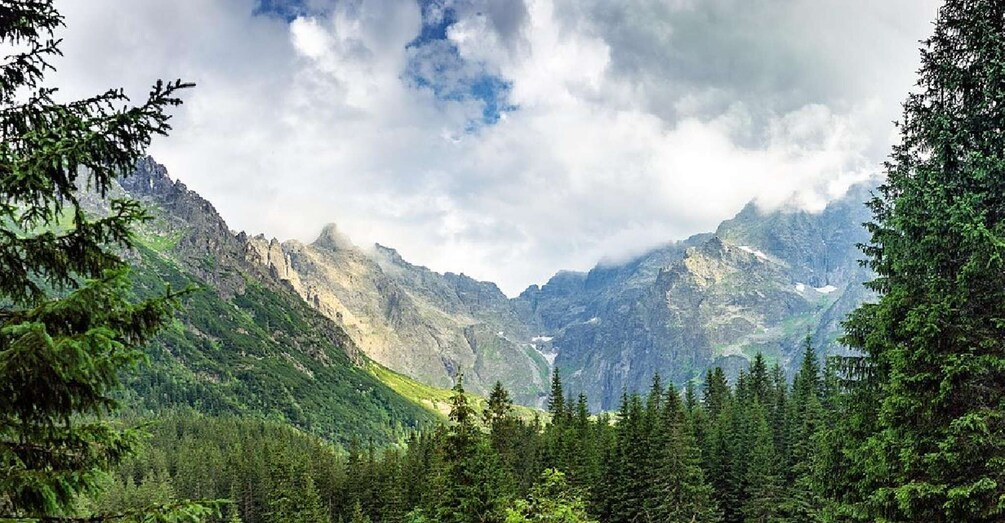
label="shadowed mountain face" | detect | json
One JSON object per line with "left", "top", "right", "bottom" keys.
{"left": 119, "top": 158, "right": 875, "bottom": 411}
{"left": 519, "top": 187, "right": 874, "bottom": 409}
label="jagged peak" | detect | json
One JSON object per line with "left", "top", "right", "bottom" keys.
{"left": 314, "top": 223, "right": 356, "bottom": 251}
{"left": 120, "top": 156, "right": 173, "bottom": 196}
{"left": 374, "top": 243, "right": 403, "bottom": 259}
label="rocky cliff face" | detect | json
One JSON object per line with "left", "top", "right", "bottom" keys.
{"left": 518, "top": 185, "right": 875, "bottom": 409}
{"left": 244, "top": 225, "right": 550, "bottom": 404}
{"left": 104, "top": 158, "right": 438, "bottom": 442}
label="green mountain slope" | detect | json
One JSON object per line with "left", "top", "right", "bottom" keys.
{"left": 106, "top": 158, "right": 439, "bottom": 444}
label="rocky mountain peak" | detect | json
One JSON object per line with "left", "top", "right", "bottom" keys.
{"left": 314, "top": 223, "right": 356, "bottom": 252}
{"left": 118, "top": 156, "right": 174, "bottom": 197}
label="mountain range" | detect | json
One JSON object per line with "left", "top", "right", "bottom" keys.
{"left": 112, "top": 157, "right": 875, "bottom": 417}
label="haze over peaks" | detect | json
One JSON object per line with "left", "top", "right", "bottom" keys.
{"left": 52, "top": 0, "right": 939, "bottom": 295}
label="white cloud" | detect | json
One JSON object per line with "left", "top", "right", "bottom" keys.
{"left": 51, "top": 0, "right": 940, "bottom": 295}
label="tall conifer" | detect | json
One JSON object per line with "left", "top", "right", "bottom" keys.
{"left": 0, "top": 1, "right": 215, "bottom": 520}
{"left": 842, "top": 1, "right": 1005, "bottom": 520}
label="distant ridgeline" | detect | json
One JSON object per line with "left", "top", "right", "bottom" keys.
{"left": 91, "top": 158, "right": 439, "bottom": 444}
{"left": 228, "top": 154, "right": 874, "bottom": 410}
{"left": 113, "top": 158, "right": 874, "bottom": 416}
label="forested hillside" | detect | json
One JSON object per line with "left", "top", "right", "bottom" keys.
{"left": 110, "top": 158, "right": 439, "bottom": 443}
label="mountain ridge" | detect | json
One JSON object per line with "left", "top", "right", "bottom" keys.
{"left": 120, "top": 156, "right": 876, "bottom": 410}
{"left": 96, "top": 157, "right": 442, "bottom": 443}
{"left": 231, "top": 168, "right": 875, "bottom": 409}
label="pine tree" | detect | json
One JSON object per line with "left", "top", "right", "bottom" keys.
{"left": 548, "top": 368, "right": 566, "bottom": 421}
{"left": 746, "top": 354, "right": 771, "bottom": 406}
{"left": 654, "top": 387, "right": 719, "bottom": 523}
{"left": 774, "top": 339, "right": 824, "bottom": 521}
{"left": 565, "top": 393, "right": 600, "bottom": 495}
{"left": 436, "top": 375, "right": 512, "bottom": 523}
{"left": 505, "top": 469, "right": 597, "bottom": 523}
{"left": 769, "top": 363, "right": 789, "bottom": 468}
{"left": 267, "top": 470, "right": 329, "bottom": 523}
{"left": 840, "top": 1, "right": 1005, "bottom": 520}
{"left": 702, "top": 370, "right": 740, "bottom": 523}
{"left": 0, "top": 1, "right": 216, "bottom": 521}
{"left": 602, "top": 394, "right": 651, "bottom": 523}
{"left": 740, "top": 402, "right": 783, "bottom": 523}
{"left": 484, "top": 381, "right": 515, "bottom": 429}
{"left": 684, "top": 380, "right": 699, "bottom": 414}
{"left": 350, "top": 501, "right": 372, "bottom": 523}
{"left": 703, "top": 367, "right": 731, "bottom": 420}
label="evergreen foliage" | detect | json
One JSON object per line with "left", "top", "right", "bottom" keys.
{"left": 506, "top": 469, "right": 596, "bottom": 523}
{"left": 0, "top": 1, "right": 217, "bottom": 520}
{"left": 85, "top": 346, "right": 839, "bottom": 523}
{"left": 838, "top": 1, "right": 1005, "bottom": 520}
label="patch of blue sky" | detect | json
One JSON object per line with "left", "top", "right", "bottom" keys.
{"left": 407, "top": 0, "right": 516, "bottom": 127}
{"left": 254, "top": 0, "right": 310, "bottom": 21}
{"left": 256, "top": 0, "right": 515, "bottom": 127}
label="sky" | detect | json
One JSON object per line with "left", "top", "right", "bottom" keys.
{"left": 52, "top": 0, "right": 941, "bottom": 295}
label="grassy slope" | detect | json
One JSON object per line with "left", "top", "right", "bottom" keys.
{"left": 122, "top": 242, "right": 439, "bottom": 444}
{"left": 370, "top": 363, "right": 547, "bottom": 423}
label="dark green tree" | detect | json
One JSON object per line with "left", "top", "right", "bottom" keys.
{"left": 548, "top": 369, "right": 566, "bottom": 421}
{"left": 703, "top": 367, "right": 731, "bottom": 420}
{"left": 740, "top": 402, "right": 783, "bottom": 523}
{"left": 840, "top": 1, "right": 1005, "bottom": 520}
{"left": 266, "top": 472, "right": 328, "bottom": 523}
{"left": 704, "top": 385, "right": 741, "bottom": 523}
{"left": 782, "top": 338, "right": 824, "bottom": 522}
{"left": 484, "top": 381, "right": 515, "bottom": 429}
{"left": 435, "top": 376, "right": 512, "bottom": 523}
{"left": 654, "top": 387, "right": 719, "bottom": 523}
{"left": 505, "top": 469, "right": 597, "bottom": 523}
{"left": 349, "top": 501, "right": 372, "bottom": 523}
{"left": 601, "top": 394, "right": 650, "bottom": 523}
{"left": 0, "top": 1, "right": 215, "bottom": 521}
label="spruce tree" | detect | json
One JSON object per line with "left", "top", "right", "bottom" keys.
{"left": 505, "top": 469, "right": 597, "bottom": 523}
{"left": 776, "top": 339, "right": 824, "bottom": 521}
{"left": 603, "top": 394, "right": 651, "bottom": 523}
{"left": 746, "top": 354, "right": 771, "bottom": 406}
{"left": 841, "top": 1, "right": 1005, "bottom": 520}
{"left": 350, "top": 501, "right": 372, "bottom": 523}
{"left": 548, "top": 368, "right": 566, "bottom": 421}
{"left": 702, "top": 370, "right": 740, "bottom": 523}
{"left": 654, "top": 387, "right": 719, "bottom": 523}
{"left": 703, "top": 368, "right": 731, "bottom": 420}
{"left": 484, "top": 381, "right": 515, "bottom": 429}
{"left": 740, "top": 402, "right": 783, "bottom": 523}
{"left": 436, "top": 376, "right": 511, "bottom": 523}
{"left": 0, "top": 1, "right": 215, "bottom": 520}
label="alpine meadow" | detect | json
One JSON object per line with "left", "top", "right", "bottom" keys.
{"left": 3, "top": 1, "right": 1005, "bottom": 522}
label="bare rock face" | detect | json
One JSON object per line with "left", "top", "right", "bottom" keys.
{"left": 314, "top": 223, "right": 356, "bottom": 252}
{"left": 515, "top": 185, "right": 874, "bottom": 410}
{"left": 241, "top": 223, "right": 551, "bottom": 404}
{"left": 121, "top": 157, "right": 248, "bottom": 297}
{"left": 245, "top": 235, "right": 302, "bottom": 289}
{"left": 240, "top": 182, "right": 874, "bottom": 410}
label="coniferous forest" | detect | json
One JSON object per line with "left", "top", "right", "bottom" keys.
{"left": 4, "top": 0, "right": 1005, "bottom": 522}
{"left": 84, "top": 346, "right": 841, "bottom": 523}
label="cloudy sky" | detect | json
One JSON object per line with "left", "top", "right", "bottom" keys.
{"left": 53, "top": 0, "right": 940, "bottom": 295}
